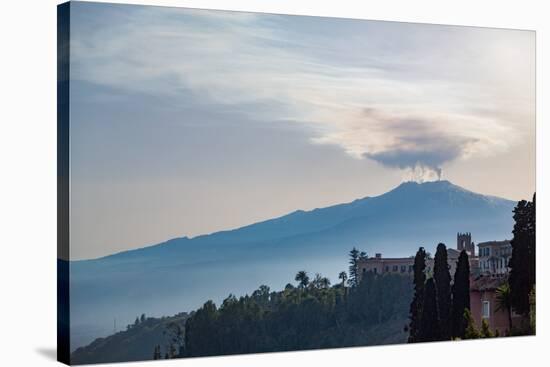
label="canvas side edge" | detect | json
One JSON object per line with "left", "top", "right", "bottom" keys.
{"left": 57, "top": 2, "right": 71, "bottom": 365}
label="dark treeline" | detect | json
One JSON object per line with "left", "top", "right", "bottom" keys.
{"left": 181, "top": 249, "right": 412, "bottom": 358}
{"left": 509, "top": 194, "right": 536, "bottom": 318}
{"left": 72, "top": 194, "right": 536, "bottom": 364}
{"left": 408, "top": 244, "right": 473, "bottom": 342}
{"left": 408, "top": 244, "right": 514, "bottom": 342}
{"left": 408, "top": 193, "right": 536, "bottom": 342}
{"left": 156, "top": 194, "right": 535, "bottom": 358}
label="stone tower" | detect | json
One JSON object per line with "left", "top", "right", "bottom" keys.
{"left": 457, "top": 232, "right": 475, "bottom": 256}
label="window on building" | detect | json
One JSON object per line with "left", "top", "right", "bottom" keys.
{"left": 408, "top": 265, "right": 413, "bottom": 272}
{"left": 401, "top": 265, "right": 406, "bottom": 273}
{"left": 482, "top": 301, "right": 490, "bottom": 318}
{"left": 385, "top": 266, "right": 389, "bottom": 272}
{"left": 373, "top": 268, "right": 377, "bottom": 274}
{"left": 392, "top": 265, "right": 398, "bottom": 272}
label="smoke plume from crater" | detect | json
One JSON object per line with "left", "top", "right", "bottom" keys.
{"left": 313, "top": 108, "right": 487, "bottom": 182}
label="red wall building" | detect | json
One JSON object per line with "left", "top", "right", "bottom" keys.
{"left": 469, "top": 276, "right": 521, "bottom": 335}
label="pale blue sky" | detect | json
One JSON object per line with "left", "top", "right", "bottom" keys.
{"left": 68, "top": 2, "right": 535, "bottom": 259}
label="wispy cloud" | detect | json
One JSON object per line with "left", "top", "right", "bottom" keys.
{"left": 71, "top": 4, "right": 534, "bottom": 181}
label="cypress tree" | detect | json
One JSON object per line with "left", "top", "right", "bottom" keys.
{"left": 418, "top": 278, "right": 440, "bottom": 342}
{"left": 509, "top": 195, "right": 536, "bottom": 317}
{"left": 434, "top": 243, "right": 451, "bottom": 340}
{"left": 408, "top": 247, "right": 427, "bottom": 343}
{"left": 451, "top": 250, "right": 470, "bottom": 339}
{"left": 348, "top": 248, "right": 365, "bottom": 287}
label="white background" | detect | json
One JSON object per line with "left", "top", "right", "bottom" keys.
{"left": 0, "top": 0, "right": 546, "bottom": 366}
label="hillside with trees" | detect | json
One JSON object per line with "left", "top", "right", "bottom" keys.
{"left": 70, "top": 193, "right": 535, "bottom": 364}
{"left": 183, "top": 266, "right": 411, "bottom": 357}
{"left": 69, "top": 180, "right": 516, "bottom": 349}
{"left": 71, "top": 249, "right": 412, "bottom": 364}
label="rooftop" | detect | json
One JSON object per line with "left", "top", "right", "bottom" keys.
{"left": 477, "top": 240, "right": 511, "bottom": 248}
{"left": 360, "top": 257, "right": 415, "bottom": 262}
{"left": 471, "top": 275, "right": 507, "bottom": 291}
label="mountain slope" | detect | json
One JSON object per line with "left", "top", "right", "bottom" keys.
{"left": 71, "top": 313, "right": 189, "bottom": 364}
{"left": 69, "top": 180, "right": 516, "bottom": 349}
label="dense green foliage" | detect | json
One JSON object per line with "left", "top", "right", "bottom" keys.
{"left": 295, "top": 270, "right": 310, "bottom": 288}
{"left": 495, "top": 282, "right": 513, "bottom": 334}
{"left": 408, "top": 247, "right": 427, "bottom": 343}
{"left": 451, "top": 250, "right": 470, "bottom": 339}
{"left": 348, "top": 247, "right": 367, "bottom": 287}
{"left": 434, "top": 243, "right": 452, "bottom": 340}
{"left": 73, "top": 189, "right": 536, "bottom": 364}
{"left": 407, "top": 193, "right": 536, "bottom": 343}
{"left": 418, "top": 278, "right": 440, "bottom": 342}
{"left": 184, "top": 270, "right": 412, "bottom": 357}
{"left": 509, "top": 194, "right": 536, "bottom": 317}
{"left": 461, "top": 309, "right": 495, "bottom": 340}
{"left": 408, "top": 245, "right": 471, "bottom": 342}
{"left": 463, "top": 309, "right": 480, "bottom": 339}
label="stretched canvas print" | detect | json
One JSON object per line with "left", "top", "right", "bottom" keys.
{"left": 57, "top": 1, "right": 536, "bottom": 365}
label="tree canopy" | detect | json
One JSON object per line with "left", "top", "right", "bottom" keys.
{"left": 184, "top": 269, "right": 412, "bottom": 357}
{"left": 509, "top": 195, "right": 536, "bottom": 317}
{"left": 434, "top": 243, "right": 452, "bottom": 340}
{"left": 408, "top": 247, "right": 427, "bottom": 343}
{"left": 451, "top": 250, "right": 470, "bottom": 339}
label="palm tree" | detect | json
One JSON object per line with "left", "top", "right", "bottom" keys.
{"left": 311, "top": 273, "right": 323, "bottom": 289}
{"left": 321, "top": 277, "right": 331, "bottom": 289}
{"left": 295, "top": 270, "right": 310, "bottom": 289}
{"left": 338, "top": 271, "right": 347, "bottom": 287}
{"left": 495, "top": 282, "right": 513, "bottom": 335}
